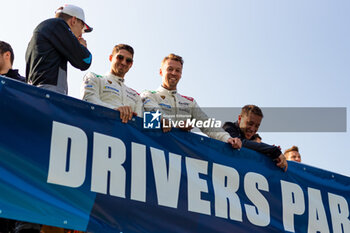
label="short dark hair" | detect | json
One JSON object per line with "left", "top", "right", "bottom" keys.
{"left": 284, "top": 145, "right": 299, "bottom": 154}
{"left": 0, "top": 41, "right": 14, "bottom": 65}
{"left": 162, "top": 53, "right": 184, "bottom": 66}
{"left": 112, "top": 44, "right": 134, "bottom": 57}
{"left": 241, "top": 105, "right": 264, "bottom": 118}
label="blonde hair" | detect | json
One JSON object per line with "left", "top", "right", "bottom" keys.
{"left": 241, "top": 105, "right": 263, "bottom": 118}
{"left": 284, "top": 145, "right": 299, "bottom": 154}
{"left": 161, "top": 53, "right": 184, "bottom": 66}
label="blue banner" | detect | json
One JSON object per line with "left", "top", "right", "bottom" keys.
{"left": 0, "top": 76, "right": 349, "bottom": 233}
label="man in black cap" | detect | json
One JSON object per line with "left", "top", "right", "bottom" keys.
{"left": 26, "top": 4, "right": 93, "bottom": 95}
{"left": 0, "top": 41, "right": 25, "bottom": 82}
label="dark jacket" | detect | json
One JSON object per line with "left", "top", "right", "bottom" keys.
{"left": 223, "top": 121, "right": 281, "bottom": 159}
{"left": 1, "top": 69, "right": 25, "bottom": 82}
{"left": 25, "top": 18, "right": 92, "bottom": 93}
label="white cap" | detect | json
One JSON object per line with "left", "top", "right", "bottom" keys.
{"left": 55, "top": 4, "right": 93, "bottom": 33}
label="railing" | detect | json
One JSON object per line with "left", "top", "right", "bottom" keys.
{"left": 0, "top": 76, "right": 349, "bottom": 233}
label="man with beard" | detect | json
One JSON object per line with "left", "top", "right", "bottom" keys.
{"left": 141, "top": 53, "right": 241, "bottom": 149}
{"left": 81, "top": 44, "right": 142, "bottom": 123}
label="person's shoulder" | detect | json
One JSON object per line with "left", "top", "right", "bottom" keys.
{"left": 35, "top": 18, "right": 68, "bottom": 35}
{"left": 223, "top": 121, "right": 236, "bottom": 130}
{"left": 45, "top": 18, "right": 63, "bottom": 23}
{"left": 5, "top": 69, "right": 25, "bottom": 82}
{"left": 46, "top": 18, "right": 66, "bottom": 25}
{"left": 141, "top": 89, "right": 157, "bottom": 97}
{"left": 38, "top": 18, "right": 65, "bottom": 28}
{"left": 126, "top": 86, "right": 140, "bottom": 96}
{"left": 178, "top": 93, "right": 195, "bottom": 102}
{"left": 141, "top": 89, "right": 157, "bottom": 94}
{"left": 84, "top": 72, "right": 104, "bottom": 80}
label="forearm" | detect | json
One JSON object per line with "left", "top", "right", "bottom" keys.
{"left": 200, "top": 127, "right": 231, "bottom": 142}
{"left": 242, "top": 140, "right": 281, "bottom": 159}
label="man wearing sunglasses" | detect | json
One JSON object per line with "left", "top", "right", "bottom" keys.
{"left": 81, "top": 44, "right": 142, "bottom": 123}
{"left": 26, "top": 4, "right": 93, "bottom": 95}
{"left": 141, "top": 53, "right": 241, "bottom": 149}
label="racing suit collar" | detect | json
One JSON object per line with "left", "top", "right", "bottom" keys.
{"left": 234, "top": 121, "right": 247, "bottom": 139}
{"left": 158, "top": 85, "right": 177, "bottom": 95}
{"left": 107, "top": 72, "right": 124, "bottom": 83}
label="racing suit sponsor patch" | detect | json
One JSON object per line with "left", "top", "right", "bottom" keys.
{"left": 104, "top": 86, "right": 120, "bottom": 92}
{"left": 159, "top": 103, "right": 172, "bottom": 109}
{"left": 126, "top": 90, "right": 137, "bottom": 97}
{"left": 179, "top": 102, "right": 190, "bottom": 106}
{"left": 180, "top": 95, "right": 194, "bottom": 102}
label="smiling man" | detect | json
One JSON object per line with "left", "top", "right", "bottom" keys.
{"left": 223, "top": 105, "right": 288, "bottom": 171}
{"left": 284, "top": 145, "right": 302, "bottom": 162}
{"left": 81, "top": 44, "right": 142, "bottom": 123}
{"left": 141, "top": 53, "right": 241, "bottom": 149}
{"left": 26, "top": 4, "right": 92, "bottom": 95}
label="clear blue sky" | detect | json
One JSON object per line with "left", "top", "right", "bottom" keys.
{"left": 2, "top": 0, "right": 350, "bottom": 176}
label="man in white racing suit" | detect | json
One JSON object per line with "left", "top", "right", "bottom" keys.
{"left": 81, "top": 44, "right": 142, "bottom": 123}
{"left": 141, "top": 53, "right": 241, "bottom": 149}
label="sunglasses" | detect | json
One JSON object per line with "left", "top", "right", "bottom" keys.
{"left": 116, "top": 55, "right": 133, "bottom": 64}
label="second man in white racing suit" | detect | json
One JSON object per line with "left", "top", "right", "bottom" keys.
{"left": 141, "top": 53, "right": 241, "bottom": 149}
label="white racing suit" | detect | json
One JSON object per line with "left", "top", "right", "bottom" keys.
{"left": 141, "top": 86, "right": 231, "bottom": 142}
{"left": 81, "top": 72, "right": 143, "bottom": 117}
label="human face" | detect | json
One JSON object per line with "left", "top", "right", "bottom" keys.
{"left": 109, "top": 49, "right": 133, "bottom": 78}
{"left": 0, "top": 53, "right": 5, "bottom": 73}
{"left": 70, "top": 17, "right": 84, "bottom": 38}
{"left": 285, "top": 151, "right": 301, "bottom": 162}
{"left": 160, "top": 59, "right": 182, "bottom": 90}
{"left": 238, "top": 113, "right": 262, "bottom": 140}
{"left": 0, "top": 52, "right": 11, "bottom": 74}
